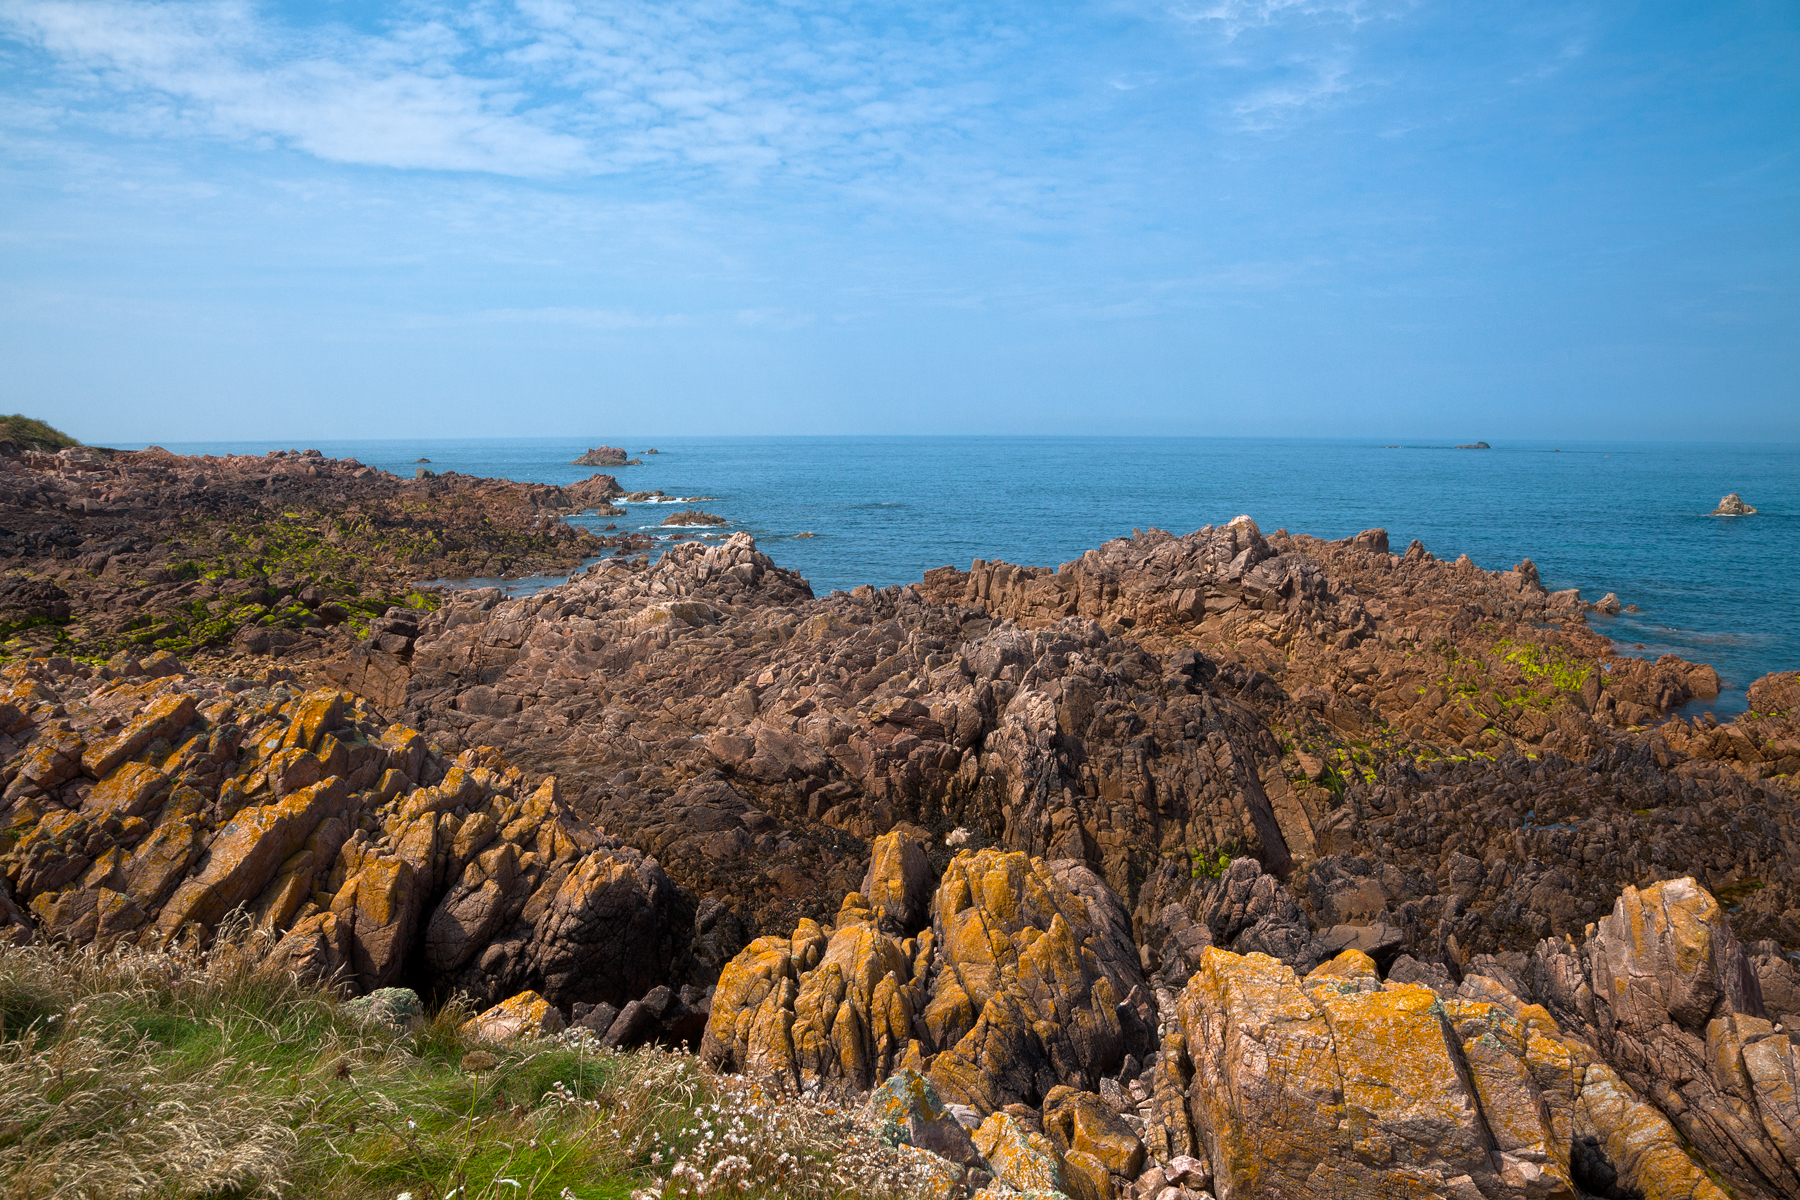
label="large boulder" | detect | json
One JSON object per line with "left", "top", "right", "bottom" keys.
{"left": 1574, "top": 878, "right": 1800, "bottom": 1198}
{"left": 572, "top": 446, "right": 628, "bottom": 467}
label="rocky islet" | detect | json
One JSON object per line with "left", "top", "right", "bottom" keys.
{"left": 3, "top": 442, "right": 1800, "bottom": 1198}
{"left": 1717, "top": 493, "right": 1760, "bottom": 516}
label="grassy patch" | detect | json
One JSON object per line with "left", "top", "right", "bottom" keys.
{"left": 0, "top": 929, "right": 931, "bottom": 1200}
{"left": 0, "top": 416, "right": 78, "bottom": 452}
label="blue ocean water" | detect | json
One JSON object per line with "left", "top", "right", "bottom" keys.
{"left": 125, "top": 436, "right": 1798, "bottom": 716}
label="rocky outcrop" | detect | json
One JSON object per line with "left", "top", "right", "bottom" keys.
{"left": 661, "top": 510, "right": 727, "bottom": 527}
{"left": 9, "top": 458, "right": 1800, "bottom": 1197}
{"left": 701, "top": 843, "right": 1150, "bottom": 1111}
{"left": 703, "top": 836, "right": 1789, "bottom": 1200}
{"left": 1176, "top": 939, "right": 1731, "bottom": 1200}
{"left": 0, "top": 661, "right": 699, "bottom": 1033}
{"left": 1716, "top": 493, "right": 1759, "bottom": 516}
{"left": 0, "top": 443, "right": 644, "bottom": 663}
{"left": 573, "top": 447, "right": 630, "bottom": 467}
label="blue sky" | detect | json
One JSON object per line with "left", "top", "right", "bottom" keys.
{"left": 1, "top": 0, "right": 1795, "bottom": 442}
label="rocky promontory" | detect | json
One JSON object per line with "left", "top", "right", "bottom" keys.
{"left": 5, "top": 444, "right": 1800, "bottom": 1199}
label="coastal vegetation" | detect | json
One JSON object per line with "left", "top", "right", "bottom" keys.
{"left": 0, "top": 928, "right": 918, "bottom": 1200}
{"left": 0, "top": 418, "right": 77, "bottom": 453}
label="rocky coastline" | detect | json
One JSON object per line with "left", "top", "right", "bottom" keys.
{"left": 4, "top": 442, "right": 1800, "bottom": 1199}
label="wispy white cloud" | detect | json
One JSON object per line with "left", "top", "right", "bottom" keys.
{"left": 1167, "top": 0, "right": 1401, "bottom": 40}
{"left": 0, "top": 0, "right": 1008, "bottom": 186}
{"left": 1153, "top": 0, "right": 1411, "bottom": 128}
{"left": 3, "top": 1, "right": 591, "bottom": 174}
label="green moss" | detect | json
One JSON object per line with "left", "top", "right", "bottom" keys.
{"left": 1189, "top": 845, "right": 1235, "bottom": 880}
{"left": 1496, "top": 638, "right": 1591, "bottom": 694}
{"left": 1717, "top": 878, "right": 1764, "bottom": 906}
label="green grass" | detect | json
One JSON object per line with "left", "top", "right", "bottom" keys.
{"left": 0, "top": 927, "right": 933, "bottom": 1200}
{"left": 0, "top": 416, "right": 78, "bottom": 452}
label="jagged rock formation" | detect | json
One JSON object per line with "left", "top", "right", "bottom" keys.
{"left": 0, "top": 661, "right": 709, "bottom": 1035}
{"left": 5, "top": 453, "right": 1800, "bottom": 1196}
{"left": 388, "top": 522, "right": 1798, "bottom": 965}
{"left": 707, "top": 842, "right": 1800, "bottom": 1200}
{"left": 700, "top": 837, "right": 1152, "bottom": 1110}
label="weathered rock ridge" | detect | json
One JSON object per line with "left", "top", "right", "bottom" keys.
{"left": 381, "top": 521, "right": 1794, "bottom": 962}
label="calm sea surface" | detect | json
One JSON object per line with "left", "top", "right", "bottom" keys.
{"left": 121, "top": 436, "right": 1798, "bottom": 716}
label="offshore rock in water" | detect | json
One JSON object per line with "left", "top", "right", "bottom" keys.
{"left": 1715, "top": 492, "right": 1758, "bottom": 516}
{"left": 572, "top": 446, "right": 630, "bottom": 466}
{"left": 662, "top": 509, "right": 727, "bottom": 527}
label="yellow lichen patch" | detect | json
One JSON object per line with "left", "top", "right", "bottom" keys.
{"left": 1460, "top": 1031, "right": 1573, "bottom": 1191}
{"left": 281, "top": 689, "right": 346, "bottom": 753}
{"left": 700, "top": 936, "right": 793, "bottom": 1066}
{"left": 1314, "top": 983, "right": 1490, "bottom": 1173}
{"left": 1180, "top": 948, "right": 1342, "bottom": 1195}
{"left": 973, "top": 1112, "right": 1066, "bottom": 1195}
{"left": 1302, "top": 948, "right": 1382, "bottom": 1003}
{"left": 1577, "top": 1060, "right": 1729, "bottom": 1200}
{"left": 460, "top": 990, "right": 565, "bottom": 1044}
{"left": 84, "top": 760, "right": 168, "bottom": 820}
